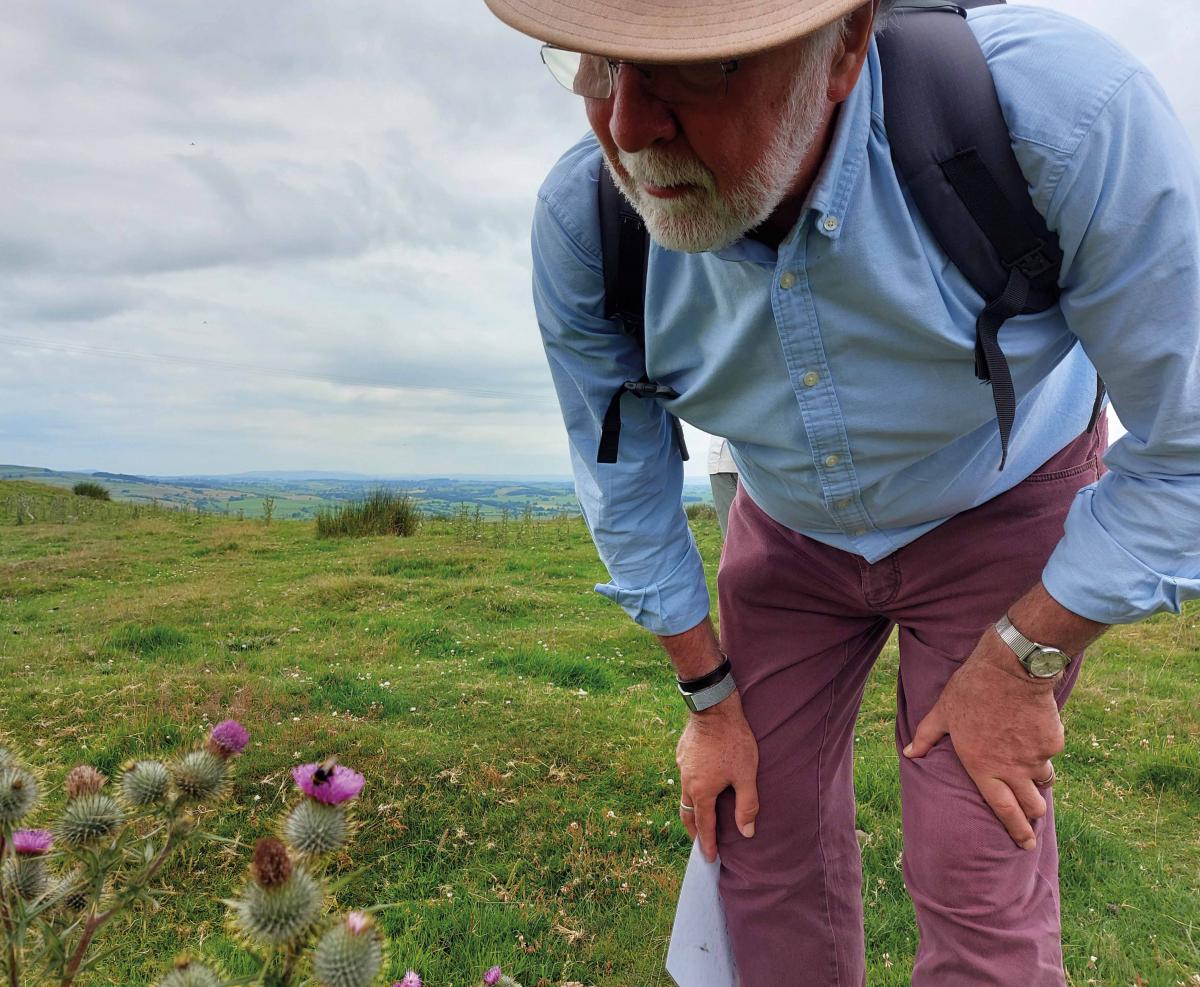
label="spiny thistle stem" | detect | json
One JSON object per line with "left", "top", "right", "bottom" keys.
{"left": 0, "top": 831, "right": 18, "bottom": 987}
{"left": 58, "top": 824, "right": 187, "bottom": 986}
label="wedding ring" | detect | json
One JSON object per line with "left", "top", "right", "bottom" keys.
{"left": 1035, "top": 765, "right": 1057, "bottom": 787}
{"left": 679, "top": 801, "right": 696, "bottom": 813}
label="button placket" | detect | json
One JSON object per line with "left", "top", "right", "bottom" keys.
{"left": 771, "top": 228, "right": 862, "bottom": 530}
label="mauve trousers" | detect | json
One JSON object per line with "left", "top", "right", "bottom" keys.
{"left": 714, "top": 424, "right": 1106, "bottom": 986}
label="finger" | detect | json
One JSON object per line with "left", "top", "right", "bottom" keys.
{"left": 733, "top": 774, "right": 759, "bottom": 840}
{"left": 903, "top": 704, "right": 948, "bottom": 759}
{"left": 978, "top": 777, "right": 1037, "bottom": 850}
{"left": 679, "top": 791, "right": 698, "bottom": 841}
{"left": 693, "top": 796, "right": 719, "bottom": 863}
{"left": 1012, "top": 778, "right": 1049, "bottom": 822}
{"left": 1033, "top": 759, "right": 1056, "bottom": 788}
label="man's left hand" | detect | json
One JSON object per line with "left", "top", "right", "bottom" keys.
{"left": 903, "top": 629, "right": 1063, "bottom": 850}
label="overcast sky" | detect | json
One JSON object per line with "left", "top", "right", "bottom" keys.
{"left": 1, "top": 1, "right": 1196, "bottom": 477}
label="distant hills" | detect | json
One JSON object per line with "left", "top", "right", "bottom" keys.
{"left": 0, "top": 465, "right": 713, "bottom": 520}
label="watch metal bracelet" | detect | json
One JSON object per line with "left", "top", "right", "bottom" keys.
{"left": 679, "top": 670, "right": 737, "bottom": 712}
{"left": 995, "top": 614, "right": 1072, "bottom": 679}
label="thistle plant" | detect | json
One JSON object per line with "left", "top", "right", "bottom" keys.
{"left": 0, "top": 718, "right": 249, "bottom": 987}
{"left": 2, "top": 724, "right": 531, "bottom": 987}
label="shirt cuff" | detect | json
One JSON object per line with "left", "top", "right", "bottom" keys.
{"left": 594, "top": 544, "right": 711, "bottom": 636}
{"left": 1042, "top": 487, "right": 1200, "bottom": 624}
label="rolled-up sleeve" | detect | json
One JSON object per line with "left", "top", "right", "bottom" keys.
{"left": 531, "top": 176, "right": 709, "bottom": 636}
{"left": 1040, "top": 70, "right": 1200, "bottom": 623}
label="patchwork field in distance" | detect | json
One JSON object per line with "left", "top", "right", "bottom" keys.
{"left": 0, "top": 480, "right": 1197, "bottom": 985}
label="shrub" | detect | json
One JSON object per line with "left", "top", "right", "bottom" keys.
{"left": 71, "top": 482, "right": 111, "bottom": 501}
{"left": 315, "top": 489, "right": 420, "bottom": 539}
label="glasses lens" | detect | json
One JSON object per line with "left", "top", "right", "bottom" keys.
{"left": 665, "top": 62, "right": 729, "bottom": 100}
{"left": 541, "top": 47, "right": 611, "bottom": 98}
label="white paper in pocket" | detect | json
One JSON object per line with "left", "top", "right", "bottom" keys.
{"left": 665, "top": 839, "right": 739, "bottom": 987}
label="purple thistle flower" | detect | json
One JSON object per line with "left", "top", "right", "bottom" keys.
{"left": 345, "top": 911, "right": 371, "bottom": 935}
{"left": 11, "top": 829, "right": 53, "bottom": 856}
{"left": 483, "top": 966, "right": 502, "bottom": 986}
{"left": 208, "top": 719, "right": 250, "bottom": 757}
{"left": 292, "top": 760, "right": 365, "bottom": 805}
{"left": 396, "top": 973, "right": 422, "bottom": 987}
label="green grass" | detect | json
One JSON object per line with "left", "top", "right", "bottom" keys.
{"left": 0, "top": 481, "right": 1197, "bottom": 986}
{"left": 316, "top": 489, "right": 421, "bottom": 538}
{"left": 71, "top": 481, "right": 111, "bottom": 501}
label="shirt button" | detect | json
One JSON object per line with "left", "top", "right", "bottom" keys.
{"left": 823, "top": 215, "right": 840, "bottom": 232}
{"left": 835, "top": 498, "right": 851, "bottom": 510}
{"left": 779, "top": 272, "right": 797, "bottom": 290}
{"left": 802, "top": 371, "right": 820, "bottom": 388}
{"left": 824, "top": 454, "right": 840, "bottom": 468}
{"left": 854, "top": 528, "right": 867, "bottom": 537}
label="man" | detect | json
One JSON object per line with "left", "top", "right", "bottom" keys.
{"left": 484, "top": 0, "right": 1200, "bottom": 982}
{"left": 708, "top": 436, "right": 738, "bottom": 537}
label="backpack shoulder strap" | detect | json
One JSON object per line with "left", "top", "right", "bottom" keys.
{"left": 877, "top": 4, "right": 1100, "bottom": 469}
{"left": 596, "top": 165, "right": 690, "bottom": 464}
{"left": 599, "top": 165, "right": 650, "bottom": 342}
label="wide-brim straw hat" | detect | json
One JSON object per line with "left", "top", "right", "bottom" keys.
{"left": 484, "top": 0, "right": 866, "bottom": 64}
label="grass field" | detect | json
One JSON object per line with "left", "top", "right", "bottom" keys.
{"left": 0, "top": 481, "right": 1197, "bottom": 986}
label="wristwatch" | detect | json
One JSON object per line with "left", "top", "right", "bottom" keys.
{"left": 677, "top": 655, "right": 737, "bottom": 712}
{"left": 994, "top": 615, "right": 1073, "bottom": 679}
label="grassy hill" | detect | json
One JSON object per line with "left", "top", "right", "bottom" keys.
{"left": 0, "top": 491, "right": 1197, "bottom": 985}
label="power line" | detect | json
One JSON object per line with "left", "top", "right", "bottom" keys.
{"left": 0, "top": 332, "right": 550, "bottom": 404}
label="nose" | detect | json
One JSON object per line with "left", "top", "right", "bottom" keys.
{"left": 606, "top": 64, "right": 678, "bottom": 153}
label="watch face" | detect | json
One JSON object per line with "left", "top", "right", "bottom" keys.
{"left": 1028, "top": 647, "right": 1069, "bottom": 678}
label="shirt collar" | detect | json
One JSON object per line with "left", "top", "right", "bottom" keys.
{"left": 803, "top": 36, "right": 881, "bottom": 243}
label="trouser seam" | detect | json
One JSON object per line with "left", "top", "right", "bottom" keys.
{"left": 815, "top": 651, "right": 845, "bottom": 987}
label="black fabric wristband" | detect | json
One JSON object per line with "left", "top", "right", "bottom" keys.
{"left": 677, "top": 655, "right": 732, "bottom": 694}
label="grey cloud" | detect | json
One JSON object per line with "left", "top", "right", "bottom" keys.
{"left": 0, "top": 0, "right": 1193, "bottom": 476}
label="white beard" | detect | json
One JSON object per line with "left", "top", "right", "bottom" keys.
{"left": 604, "top": 27, "right": 841, "bottom": 253}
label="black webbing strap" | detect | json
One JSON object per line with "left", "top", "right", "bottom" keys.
{"left": 1087, "top": 378, "right": 1108, "bottom": 434}
{"left": 598, "top": 378, "right": 684, "bottom": 464}
{"left": 940, "top": 148, "right": 1060, "bottom": 469}
{"left": 596, "top": 167, "right": 690, "bottom": 465}
{"left": 973, "top": 268, "right": 1029, "bottom": 470}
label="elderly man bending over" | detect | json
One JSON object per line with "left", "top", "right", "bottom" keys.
{"left": 484, "top": 0, "right": 1200, "bottom": 982}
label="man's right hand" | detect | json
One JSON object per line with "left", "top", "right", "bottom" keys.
{"left": 676, "top": 690, "right": 759, "bottom": 863}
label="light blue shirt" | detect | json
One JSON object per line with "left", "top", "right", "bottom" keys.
{"left": 531, "top": 5, "right": 1200, "bottom": 636}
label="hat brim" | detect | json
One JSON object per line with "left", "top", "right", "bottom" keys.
{"left": 484, "top": 0, "right": 866, "bottom": 63}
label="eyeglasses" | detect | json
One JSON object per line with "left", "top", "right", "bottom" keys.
{"left": 540, "top": 44, "right": 740, "bottom": 103}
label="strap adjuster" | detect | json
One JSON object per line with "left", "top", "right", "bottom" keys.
{"left": 622, "top": 380, "right": 679, "bottom": 400}
{"left": 1011, "top": 243, "right": 1056, "bottom": 280}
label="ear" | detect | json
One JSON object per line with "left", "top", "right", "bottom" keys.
{"left": 827, "top": 1, "right": 878, "bottom": 104}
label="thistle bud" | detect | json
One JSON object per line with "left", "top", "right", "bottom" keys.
{"left": 3, "top": 855, "right": 48, "bottom": 901}
{"left": 58, "top": 792, "right": 124, "bottom": 846}
{"left": 312, "top": 912, "right": 384, "bottom": 987}
{"left": 65, "top": 765, "right": 107, "bottom": 800}
{"left": 283, "top": 798, "right": 348, "bottom": 856}
{"left": 122, "top": 760, "right": 171, "bottom": 807}
{"left": 0, "top": 765, "right": 39, "bottom": 825}
{"left": 156, "top": 957, "right": 223, "bottom": 987}
{"left": 170, "top": 750, "right": 228, "bottom": 802}
{"left": 251, "top": 837, "right": 293, "bottom": 889}
{"left": 231, "top": 865, "right": 322, "bottom": 947}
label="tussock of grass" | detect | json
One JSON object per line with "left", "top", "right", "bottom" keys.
{"left": 106, "top": 623, "right": 189, "bottom": 656}
{"left": 487, "top": 650, "right": 616, "bottom": 692}
{"left": 72, "top": 480, "right": 111, "bottom": 500}
{"left": 684, "top": 502, "right": 717, "bottom": 522}
{"left": 315, "top": 489, "right": 420, "bottom": 538}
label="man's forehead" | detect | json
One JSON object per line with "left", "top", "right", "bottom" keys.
{"left": 483, "top": 0, "right": 864, "bottom": 65}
